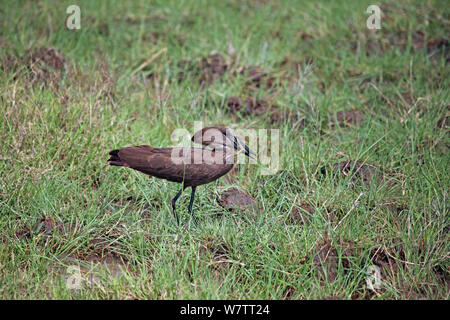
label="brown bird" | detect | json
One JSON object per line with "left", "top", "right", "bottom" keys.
{"left": 108, "top": 126, "right": 255, "bottom": 223}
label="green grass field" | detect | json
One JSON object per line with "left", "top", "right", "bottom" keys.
{"left": 0, "top": 0, "right": 448, "bottom": 299}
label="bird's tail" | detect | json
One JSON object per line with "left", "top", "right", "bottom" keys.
{"left": 108, "top": 145, "right": 153, "bottom": 168}
{"left": 108, "top": 149, "right": 123, "bottom": 166}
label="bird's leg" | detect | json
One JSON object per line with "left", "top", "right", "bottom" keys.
{"left": 171, "top": 188, "right": 183, "bottom": 224}
{"left": 188, "top": 187, "right": 196, "bottom": 214}
{"left": 188, "top": 186, "right": 198, "bottom": 224}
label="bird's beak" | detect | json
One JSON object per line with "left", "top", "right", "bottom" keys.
{"left": 236, "top": 137, "right": 256, "bottom": 159}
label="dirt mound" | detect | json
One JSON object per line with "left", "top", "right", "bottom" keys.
{"left": 175, "top": 51, "right": 283, "bottom": 93}
{"left": 3, "top": 47, "right": 67, "bottom": 86}
{"left": 23, "top": 47, "right": 67, "bottom": 84}
{"left": 240, "top": 66, "right": 275, "bottom": 90}
{"left": 434, "top": 265, "right": 450, "bottom": 289}
{"left": 369, "top": 243, "right": 406, "bottom": 281}
{"left": 226, "top": 96, "right": 273, "bottom": 116}
{"left": 226, "top": 96, "right": 306, "bottom": 127}
{"left": 15, "top": 216, "right": 65, "bottom": 239}
{"left": 176, "top": 52, "right": 228, "bottom": 85}
{"left": 289, "top": 201, "right": 315, "bottom": 225}
{"left": 313, "top": 240, "right": 357, "bottom": 283}
{"left": 36, "top": 216, "right": 64, "bottom": 234}
{"left": 333, "top": 161, "right": 378, "bottom": 184}
{"left": 199, "top": 52, "right": 228, "bottom": 84}
{"left": 218, "top": 188, "right": 259, "bottom": 212}
{"left": 351, "top": 28, "right": 449, "bottom": 62}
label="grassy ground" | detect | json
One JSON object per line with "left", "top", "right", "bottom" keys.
{"left": 0, "top": 0, "right": 448, "bottom": 299}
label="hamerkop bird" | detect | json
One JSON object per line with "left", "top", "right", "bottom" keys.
{"left": 108, "top": 126, "right": 255, "bottom": 223}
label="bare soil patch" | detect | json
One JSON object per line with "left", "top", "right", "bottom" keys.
{"left": 15, "top": 216, "right": 66, "bottom": 240}
{"left": 313, "top": 239, "right": 358, "bottom": 283}
{"left": 289, "top": 201, "right": 315, "bottom": 225}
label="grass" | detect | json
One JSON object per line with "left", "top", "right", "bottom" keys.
{"left": 0, "top": 0, "right": 448, "bottom": 299}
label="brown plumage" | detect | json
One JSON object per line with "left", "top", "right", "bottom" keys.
{"left": 108, "top": 126, "right": 255, "bottom": 223}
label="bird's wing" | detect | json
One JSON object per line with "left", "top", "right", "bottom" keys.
{"left": 116, "top": 146, "right": 192, "bottom": 183}
{"left": 113, "top": 146, "right": 232, "bottom": 186}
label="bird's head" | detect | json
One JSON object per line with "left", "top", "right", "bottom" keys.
{"left": 191, "top": 126, "right": 256, "bottom": 159}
